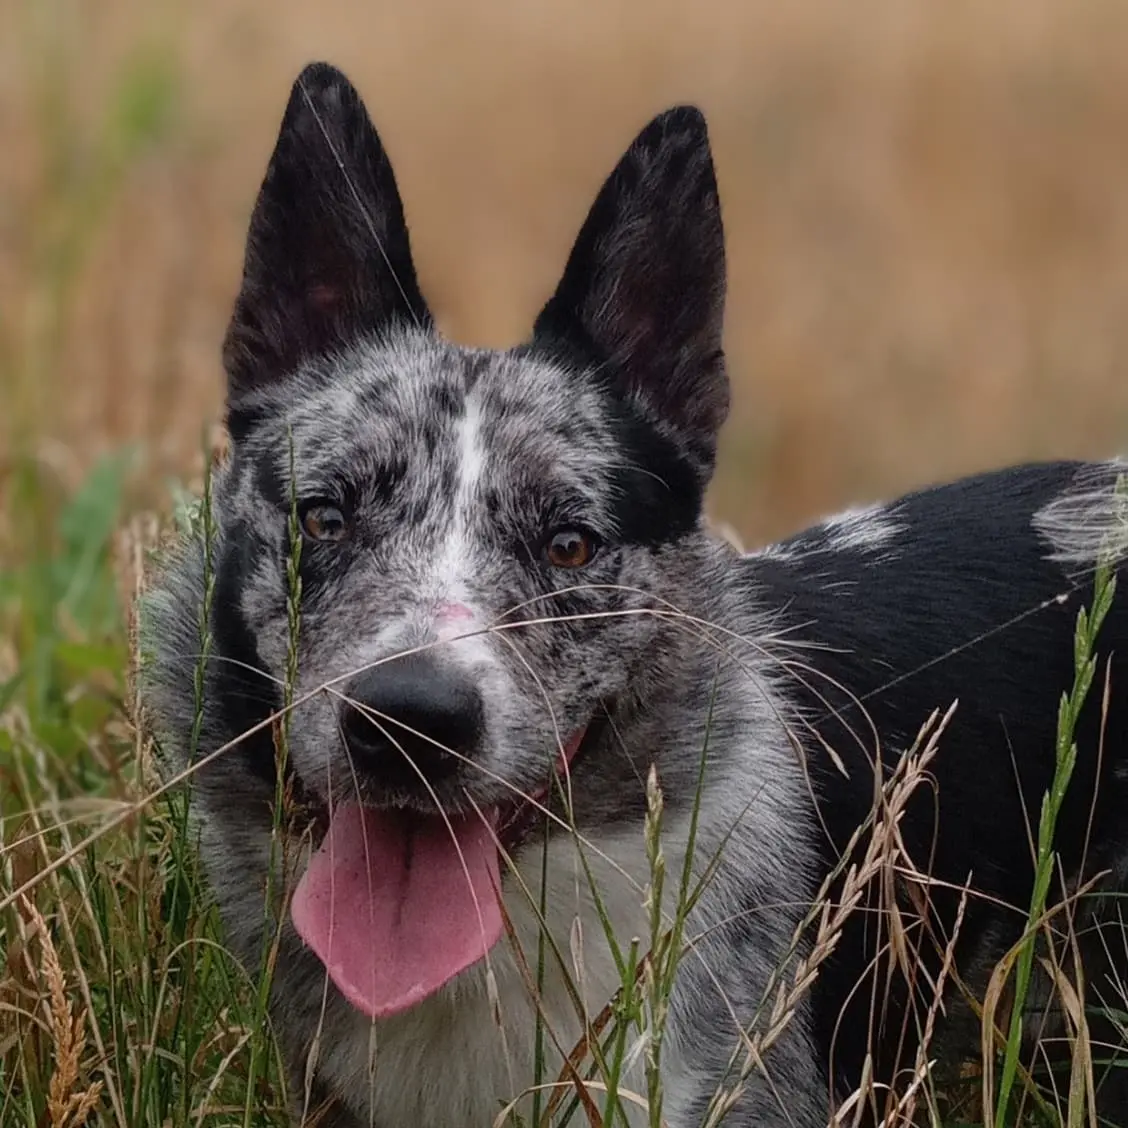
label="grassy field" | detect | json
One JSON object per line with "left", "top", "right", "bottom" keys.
{"left": 3, "top": 0, "right": 1128, "bottom": 1124}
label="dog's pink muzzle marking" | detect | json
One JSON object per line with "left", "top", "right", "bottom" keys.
{"left": 435, "top": 601, "right": 476, "bottom": 642}
{"left": 436, "top": 601, "right": 474, "bottom": 623}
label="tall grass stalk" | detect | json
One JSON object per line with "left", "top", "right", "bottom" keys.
{"left": 242, "top": 432, "right": 304, "bottom": 1124}
{"left": 992, "top": 555, "right": 1118, "bottom": 1128}
{"left": 160, "top": 438, "right": 218, "bottom": 1127}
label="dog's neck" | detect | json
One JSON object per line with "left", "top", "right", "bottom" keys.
{"left": 585, "top": 538, "right": 798, "bottom": 836}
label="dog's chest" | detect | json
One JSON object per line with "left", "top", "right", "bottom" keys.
{"left": 312, "top": 831, "right": 666, "bottom": 1127}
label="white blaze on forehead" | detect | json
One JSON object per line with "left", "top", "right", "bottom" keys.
{"left": 431, "top": 388, "right": 486, "bottom": 615}
{"left": 457, "top": 392, "right": 486, "bottom": 496}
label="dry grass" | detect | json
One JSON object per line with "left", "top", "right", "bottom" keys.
{"left": 4, "top": 0, "right": 1128, "bottom": 539}
{"left": 22, "top": 898, "right": 103, "bottom": 1128}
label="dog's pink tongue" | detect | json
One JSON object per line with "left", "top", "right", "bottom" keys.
{"left": 290, "top": 802, "right": 503, "bottom": 1017}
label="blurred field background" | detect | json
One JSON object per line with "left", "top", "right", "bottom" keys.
{"left": 6, "top": 0, "right": 1128, "bottom": 547}
{"left": 4, "top": 2, "right": 1128, "bottom": 1121}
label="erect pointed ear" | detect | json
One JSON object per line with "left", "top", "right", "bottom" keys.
{"left": 223, "top": 63, "right": 431, "bottom": 413}
{"left": 534, "top": 106, "right": 728, "bottom": 480}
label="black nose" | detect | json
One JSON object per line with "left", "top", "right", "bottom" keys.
{"left": 340, "top": 654, "right": 484, "bottom": 792}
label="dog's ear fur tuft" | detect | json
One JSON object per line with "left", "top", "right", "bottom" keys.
{"left": 223, "top": 62, "right": 430, "bottom": 415}
{"left": 534, "top": 105, "right": 728, "bottom": 481}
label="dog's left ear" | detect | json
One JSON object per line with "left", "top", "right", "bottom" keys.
{"left": 535, "top": 106, "right": 728, "bottom": 480}
{"left": 223, "top": 62, "right": 431, "bottom": 422}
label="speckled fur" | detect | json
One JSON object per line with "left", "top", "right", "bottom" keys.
{"left": 144, "top": 62, "right": 1128, "bottom": 1128}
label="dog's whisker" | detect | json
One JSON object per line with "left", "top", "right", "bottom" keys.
{"left": 489, "top": 630, "right": 577, "bottom": 813}
{"left": 177, "top": 602, "right": 885, "bottom": 814}
{"left": 327, "top": 687, "right": 644, "bottom": 898}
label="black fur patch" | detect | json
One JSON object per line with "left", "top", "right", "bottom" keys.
{"left": 223, "top": 62, "right": 432, "bottom": 404}
{"left": 747, "top": 462, "right": 1128, "bottom": 1102}
{"left": 210, "top": 524, "right": 284, "bottom": 788}
{"left": 532, "top": 105, "right": 729, "bottom": 481}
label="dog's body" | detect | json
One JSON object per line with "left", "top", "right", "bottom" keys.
{"left": 145, "top": 64, "right": 1128, "bottom": 1126}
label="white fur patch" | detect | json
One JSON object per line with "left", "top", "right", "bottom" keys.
{"left": 820, "top": 503, "right": 903, "bottom": 555}
{"left": 720, "top": 505, "right": 903, "bottom": 564}
{"left": 1033, "top": 459, "right": 1128, "bottom": 567}
{"left": 747, "top": 540, "right": 799, "bottom": 563}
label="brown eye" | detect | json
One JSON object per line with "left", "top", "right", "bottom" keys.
{"left": 300, "top": 502, "right": 350, "bottom": 543}
{"left": 545, "top": 528, "right": 599, "bottom": 569}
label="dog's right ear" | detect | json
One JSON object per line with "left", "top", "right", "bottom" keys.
{"left": 223, "top": 63, "right": 430, "bottom": 425}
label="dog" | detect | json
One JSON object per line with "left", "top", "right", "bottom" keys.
{"left": 144, "top": 61, "right": 1128, "bottom": 1127}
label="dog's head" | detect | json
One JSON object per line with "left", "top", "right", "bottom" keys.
{"left": 154, "top": 62, "right": 730, "bottom": 1016}
{"left": 216, "top": 62, "right": 729, "bottom": 814}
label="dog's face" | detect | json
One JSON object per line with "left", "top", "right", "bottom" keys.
{"left": 232, "top": 336, "right": 705, "bottom": 816}
{"left": 211, "top": 63, "right": 731, "bottom": 828}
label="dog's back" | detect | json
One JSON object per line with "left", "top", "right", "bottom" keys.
{"left": 742, "top": 462, "right": 1128, "bottom": 1112}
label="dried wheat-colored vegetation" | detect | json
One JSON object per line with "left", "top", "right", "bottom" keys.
{"left": 5, "top": 0, "right": 1128, "bottom": 538}
{"left": 3, "top": 1, "right": 1128, "bottom": 1124}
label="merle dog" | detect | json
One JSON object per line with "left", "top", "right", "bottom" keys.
{"left": 144, "top": 62, "right": 1128, "bottom": 1127}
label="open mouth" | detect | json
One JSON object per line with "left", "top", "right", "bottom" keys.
{"left": 289, "top": 713, "right": 604, "bottom": 1020}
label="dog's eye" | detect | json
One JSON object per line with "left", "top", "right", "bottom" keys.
{"left": 545, "top": 528, "right": 599, "bottom": 569}
{"left": 299, "top": 502, "right": 350, "bottom": 543}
